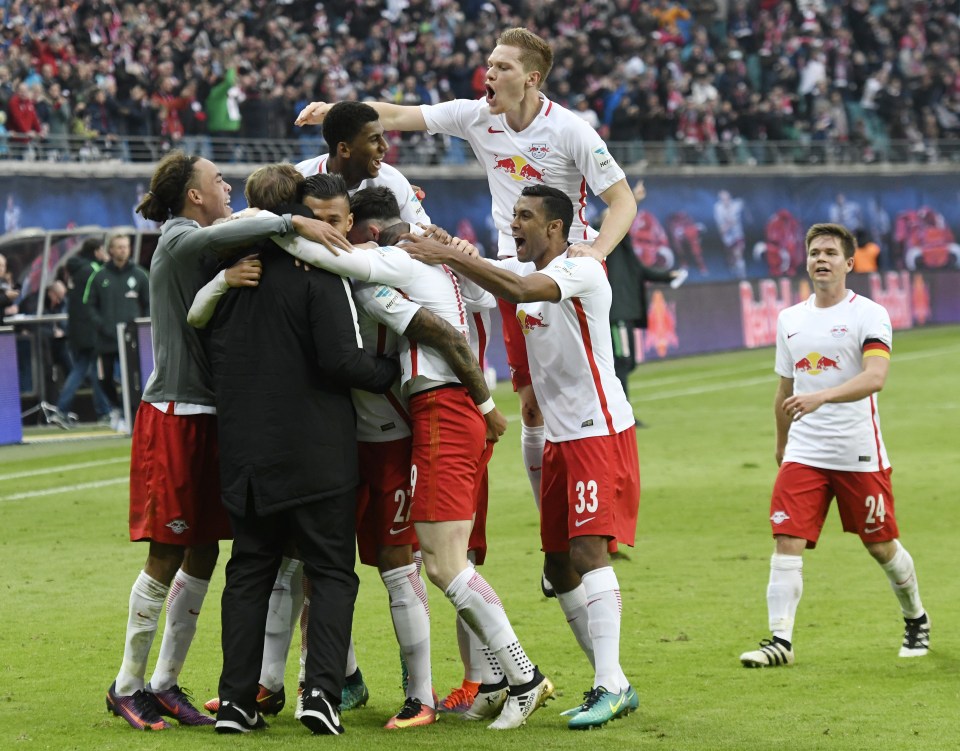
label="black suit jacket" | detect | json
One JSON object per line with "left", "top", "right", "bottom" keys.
{"left": 208, "top": 242, "right": 399, "bottom": 516}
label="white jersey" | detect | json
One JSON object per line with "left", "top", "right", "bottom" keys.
{"left": 352, "top": 292, "right": 419, "bottom": 443}
{"left": 353, "top": 245, "right": 471, "bottom": 396}
{"left": 775, "top": 290, "right": 892, "bottom": 472}
{"left": 421, "top": 97, "right": 625, "bottom": 257}
{"left": 499, "top": 254, "right": 634, "bottom": 441}
{"left": 714, "top": 197, "right": 745, "bottom": 246}
{"left": 295, "top": 154, "right": 430, "bottom": 227}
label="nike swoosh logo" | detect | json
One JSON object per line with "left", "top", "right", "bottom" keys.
{"left": 488, "top": 126, "right": 504, "bottom": 133}
{"left": 574, "top": 517, "right": 596, "bottom": 527}
{"left": 864, "top": 526, "right": 884, "bottom": 534}
{"left": 528, "top": 465, "right": 542, "bottom": 472}
{"left": 607, "top": 693, "right": 626, "bottom": 714}
{"left": 223, "top": 701, "right": 258, "bottom": 725}
{"left": 188, "top": 609, "right": 200, "bottom": 615}
{"left": 388, "top": 526, "right": 411, "bottom": 535}
{"left": 787, "top": 332, "right": 799, "bottom": 339}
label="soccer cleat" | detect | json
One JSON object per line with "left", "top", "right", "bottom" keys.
{"left": 567, "top": 685, "right": 638, "bottom": 730}
{"left": 740, "top": 638, "right": 795, "bottom": 668}
{"left": 341, "top": 669, "right": 370, "bottom": 710}
{"left": 438, "top": 680, "right": 480, "bottom": 714}
{"left": 106, "top": 682, "right": 171, "bottom": 731}
{"left": 384, "top": 697, "right": 438, "bottom": 729}
{"left": 540, "top": 573, "right": 556, "bottom": 598}
{"left": 147, "top": 684, "right": 216, "bottom": 726}
{"left": 293, "top": 682, "right": 305, "bottom": 720}
{"left": 899, "top": 613, "right": 930, "bottom": 657}
{"left": 462, "top": 678, "right": 508, "bottom": 720}
{"left": 300, "top": 687, "right": 345, "bottom": 735}
{"left": 487, "top": 669, "right": 554, "bottom": 730}
{"left": 215, "top": 700, "right": 268, "bottom": 734}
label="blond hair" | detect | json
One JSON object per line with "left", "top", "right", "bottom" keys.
{"left": 496, "top": 28, "right": 553, "bottom": 86}
{"left": 244, "top": 163, "right": 304, "bottom": 212}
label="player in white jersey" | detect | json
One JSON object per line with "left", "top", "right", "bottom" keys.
{"left": 295, "top": 101, "right": 429, "bottom": 228}
{"left": 713, "top": 190, "right": 747, "bottom": 278}
{"left": 295, "top": 29, "right": 638, "bottom": 567}
{"left": 739, "top": 222, "right": 928, "bottom": 669}
{"left": 403, "top": 184, "right": 641, "bottom": 730}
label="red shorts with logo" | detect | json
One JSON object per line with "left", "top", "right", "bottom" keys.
{"left": 540, "top": 429, "right": 640, "bottom": 553}
{"left": 355, "top": 438, "right": 418, "bottom": 567}
{"left": 129, "top": 402, "right": 231, "bottom": 545}
{"left": 769, "top": 462, "right": 899, "bottom": 548}
{"left": 409, "top": 386, "right": 489, "bottom": 523}
{"left": 468, "top": 466, "right": 489, "bottom": 565}
{"left": 497, "top": 298, "right": 531, "bottom": 391}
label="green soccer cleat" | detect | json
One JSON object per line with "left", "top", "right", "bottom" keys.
{"left": 567, "top": 686, "right": 638, "bottom": 730}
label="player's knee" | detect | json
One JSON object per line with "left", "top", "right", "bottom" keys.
{"left": 377, "top": 544, "right": 414, "bottom": 573}
{"left": 181, "top": 543, "right": 220, "bottom": 580}
{"left": 569, "top": 536, "right": 610, "bottom": 576}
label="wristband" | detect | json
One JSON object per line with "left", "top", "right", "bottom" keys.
{"left": 477, "top": 397, "right": 496, "bottom": 415}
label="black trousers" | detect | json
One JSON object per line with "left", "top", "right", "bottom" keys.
{"left": 217, "top": 488, "right": 359, "bottom": 712}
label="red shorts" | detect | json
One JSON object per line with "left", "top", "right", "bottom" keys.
{"left": 129, "top": 402, "right": 231, "bottom": 545}
{"left": 468, "top": 466, "right": 489, "bottom": 565}
{"left": 497, "top": 298, "right": 531, "bottom": 391}
{"left": 355, "top": 438, "right": 417, "bottom": 567}
{"left": 409, "top": 386, "right": 489, "bottom": 522}
{"left": 770, "top": 462, "right": 899, "bottom": 548}
{"left": 540, "top": 429, "right": 640, "bottom": 553}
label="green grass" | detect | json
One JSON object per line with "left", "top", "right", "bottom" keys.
{"left": 1, "top": 325, "right": 958, "bottom": 750}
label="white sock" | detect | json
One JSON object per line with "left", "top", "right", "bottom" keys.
{"left": 582, "top": 567, "right": 624, "bottom": 693}
{"left": 457, "top": 615, "right": 483, "bottom": 683}
{"left": 149, "top": 569, "right": 209, "bottom": 691}
{"left": 382, "top": 563, "right": 433, "bottom": 706}
{"left": 445, "top": 567, "right": 534, "bottom": 686}
{"left": 520, "top": 423, "right": 544, "bottom": 510}
{"left": 260, "top": 557, "right": 304, "bottom": 691}
{"left": 767, "top": 553, "right": 803, "bottom": 645}
{"left": 557, "top": 584, "right": 596, "bottom": 668}
{"left": 298, "top": 595, "right": 309, "bottom": 684}
{"left": 345, "top": 637, "right": 358, "bottom": 678}
{"left": 115, "top": 571, "right": 169, "bottom": 695}
{"left": 880, "top": 540, "right": 925, "bottom": 619}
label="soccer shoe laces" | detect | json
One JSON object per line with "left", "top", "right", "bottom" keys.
{"left": 395, "top": 697, "right": 425, "bottom": 720}
{"left": 579, "top": 687, "right": 606, "bottom": 711}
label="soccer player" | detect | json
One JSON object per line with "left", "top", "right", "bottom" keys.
{"left": 402, "top": 185, "right": 641, "bottom": 730}
{"left": 105, "top": 150, "right": 350, "bottom": 732}
{"left": 739, "top": 222, "right": 929, "bottom": 668}
{"left": 296, "top": 29, "right": 637, "bottom": 560}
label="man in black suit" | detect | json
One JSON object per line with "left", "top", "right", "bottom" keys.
{"left": 206, "top": 163, "right": 399, "bottom": 736}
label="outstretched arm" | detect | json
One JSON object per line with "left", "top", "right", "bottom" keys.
{"left": 403, "top": 307, "right": 506, "bottom": 442}
{"left": 402, "top": 234, "right": 561, "bottom": 303}
{"left": 568, "top": 178, "right": 637, "bottom": 261}
{"left": 296, "top": 100, "right": 428, "bottom": 131}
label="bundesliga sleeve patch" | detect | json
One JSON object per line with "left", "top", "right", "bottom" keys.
{"left": 592, "top": 146, "right": 613, "bottom": 170}
{"left": 372, "top": 285, "right": 404, "bottom": 312}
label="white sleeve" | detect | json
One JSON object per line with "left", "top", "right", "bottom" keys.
{"left": 187, "top": 270, "right": 229, "bottom": 329}
{"left": 774, "top": 314, "right": 793, "bottom": 378}
{"left": 353, "top": 282, "right": 420, "bottom": 336}
{"left": 862, "top": 302, "right": 893, "bottom": 351}
{"left": 420, "top": 100, "right": 469, "bottom": 137}
{"left": 271, "top": 235, "right": 374, "bottom": 281}
{"left": 456, "top": 271, "right": 497, "bottom": 311}
{"left": 563, "top": 117, "right": 626, "bottom": 197}
{"left": 538, "top": 256, "right": 605, "bottom": 300}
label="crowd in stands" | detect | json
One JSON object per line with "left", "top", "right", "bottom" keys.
{"left": 1, "top": 0, "right": 959, "bottom": 166}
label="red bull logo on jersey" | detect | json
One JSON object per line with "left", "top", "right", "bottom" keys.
{"left": 493, "top": 155, "right": 546, "bottom": 182}
{"left": 795, "top": 352, "right": 841, "bottom": 375}
{"left": 517, "top": 309, "right": 549, "bottom": 335}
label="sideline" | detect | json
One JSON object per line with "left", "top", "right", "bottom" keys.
{"left": 0, "top": 476, "right": 127, "bottom": 502}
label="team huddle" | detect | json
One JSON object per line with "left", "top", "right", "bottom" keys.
{"left": 102, "top": 27, "right": 928, "bottom": 738}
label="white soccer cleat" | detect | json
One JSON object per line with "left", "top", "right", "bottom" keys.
{"left": 740, "top": 638, "right": 794, "bottom": 668}
{"left": 463, "top": 679, "right": 507, "bottom": 721}
{"left": 487, "top": 671, "right": 554, "bottom": 730}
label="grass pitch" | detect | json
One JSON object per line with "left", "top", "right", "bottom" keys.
{"left": 1, "top": 324, "right": 958, "bottom": 751}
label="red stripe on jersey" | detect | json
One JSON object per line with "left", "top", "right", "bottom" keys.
{"left": 410, "top": 342, "right": 419, "bottom": 377}
{"left": 869, "top": 393, "right": 884, "bottom": 471}
{"left": 577, "top": 178, "right": 589, "bottom": 239}
{"left": 544, "top": 99, "right": 553, "bottom": 117}
{"left": 572, "top": 297, "right": 615, "bottom": 434}
{"left": 473, "top": 311, "right": 487, "bottom": 363}
{"left": 441, "top": 265, "right": 467, "bottom": 325}
{"left": 849, "top": 293, "right": 858, "bottom": 302}
{"left": 318, "top": 156, "right": 327, "bottom": 174}
{"left": 385, "top": 390, "right": 412, "bottom": 428}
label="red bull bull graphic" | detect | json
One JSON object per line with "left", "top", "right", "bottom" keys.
{"left": 794, "top": 352, "right": 841, "bottom": 375}
{"left": 517, "top": 309, "right": 549, "bottom": 335}
{"left": 643, "top": 290, "right": 679, "bottom": 358}
{"left": 493, "top": 155, "right": 546, "bottom": 183}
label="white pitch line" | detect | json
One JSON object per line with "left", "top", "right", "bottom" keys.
{"left": 0, "top": 476, "right": 128, "bottom": 502}
{"left": 0, "top": 457, "right": 128, "bottom": 482}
